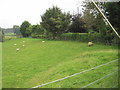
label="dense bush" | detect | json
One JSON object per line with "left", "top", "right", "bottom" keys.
{"left": 61, "top": 33, "right": 119, "bottom": 45}
{"left": 31, "top": 34, "right": 46, "bottom": 38}
{"left": 31, "top": 32, "right": 119, "bottom": 45}
{"left": 60, "top": 33, "right": 88, "bottom": 41}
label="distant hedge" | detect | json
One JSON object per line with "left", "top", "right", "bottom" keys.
{"left": 31, "top": 34, "right": 46, "bottom": 38}
{"left": 60, "top": 33, "right": 89, "bottom": 41}
{"left": 60, "top": 33, "right": 119, "bottom": 45}
{"left": 31, "top": 33, "right": 119, "bottom": 45}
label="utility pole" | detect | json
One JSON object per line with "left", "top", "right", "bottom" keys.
{"left": 89, "top": 0, "right": 120, "bottom": 39}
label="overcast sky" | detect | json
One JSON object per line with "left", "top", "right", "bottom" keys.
{"left": 0, "top": 0, "right": 84, "bottom": 28}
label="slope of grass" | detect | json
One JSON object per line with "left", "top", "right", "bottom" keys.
{"left": 2, "top": 38, "right": 119, "bottom": 88}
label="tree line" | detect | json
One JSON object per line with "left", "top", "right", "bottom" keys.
{"left": 19, "top": 2, "right": 120, "bottom": 44}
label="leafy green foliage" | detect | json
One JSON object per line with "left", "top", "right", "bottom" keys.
{"left": 68, "top": 14, "right": 86, "bottom": 33}
{"left": 83, "top": 2, "right": 106, "bottom": 33}
{"left": 104, "top": 2, "right": 120, "bottom": 34}
{"left": 20, "top": 21, "right": 31, "bottom": 37}
{"left": 31, "top": 24, "right": 45, "bottom": 35}
{"left": 26, "top": 25, "right": 32, "bottom": 36}
{"left": 82, "top": 2, "right": 118, "bottom": 44}
{"left": 25, "top": 24, "right": 46, "bottom": 38}
{"left": 59, "top": 33, "right": 118, "bottom": 45}
{"left": 41, "top": 6, "right": 71, "bottom": 39}
{"left": 82, "top": 10, "right": 96, "bottom": 32}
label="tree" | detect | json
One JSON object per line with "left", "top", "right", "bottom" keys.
{"left": 82, "top": 9, "right": 96, "bottom": 32}
{"left": 41, "top": 6, "right": 71, "bottom": 39}
{"left": 20, "top": 21, "right": 31, "bottom": 37}
{"left": 31, "top": 24, "right": 45, "bottom": 35}
{"left": 68, "top": 14, "right": 86, "bottom": 33}
{"left": 25, "top": 24, "right": 45, "bottom": 37}
{"left": 82, "top": 1, "right": 118, "bottom": 44}
{"left": 104, "top": 2, "right": 120, "bottom": 34}
{"left": 26, "top": 25, "right": 32, "bottom": 36}
{"left": 82, "top": 1, "right": 106, "bottom": 33}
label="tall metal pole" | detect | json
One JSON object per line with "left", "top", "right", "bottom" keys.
{"left": 90, "top": 0, "right": 120, "bottom": 39}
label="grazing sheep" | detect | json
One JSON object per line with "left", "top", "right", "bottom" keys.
{"left": 22, "top": 45, "right": 25, "bottom": 47}
{"left": 14, "top": 44, "right": 17, "bottom": 46}
{"left": 42, "top": 41, "right": 45, "bottom": 43}
{"left": 23, "top": 41, "right": 25, "bottom": 42}
{"left": 16, "top": 48, "right": 20, "bottom": 51}
{"left": 88, "top": 42, "right": 93, "bottom": 46}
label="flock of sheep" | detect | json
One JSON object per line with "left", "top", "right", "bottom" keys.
{"left": 15, "top": 40, "right": 93, "bottom": 52}
{"left": 15, "top": 40, "right": 46, "bottom": 52}
{"left": 14, "top": 41, "right": 25, "bottom": 52}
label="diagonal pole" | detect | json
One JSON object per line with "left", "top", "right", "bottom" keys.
{"left": 27, "top": 59, "right": 118, "bottom": 89}
{"left": 90, "top": 0, "right": 120, "bottom": 39}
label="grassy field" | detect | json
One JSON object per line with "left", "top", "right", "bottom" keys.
{"left": 2, "top": 38, "right": 119, "bottom": 88}
{"left": 0, "top": 42, "right": 2, "bottom": 89}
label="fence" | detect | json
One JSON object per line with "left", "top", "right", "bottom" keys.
{"left": 82, "top": 70, "right": 118, "bottom": 88}
{"left": 27, "top": 59, "right": 119, "bottom": 89}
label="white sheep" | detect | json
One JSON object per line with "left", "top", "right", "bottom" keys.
{"left": 16, "top": 48, "right": 20, "bottom": 51}
{"left": 88, "top": 42, "right": 93, "bottom": 46}
{"left": 42, "top": 41, "right": 45, "bottom": 43}
{"left": 22, "top": 45, "right": 25, "bottom": 47}
{"left": 14, "top": 44, "right": 17, "bottom": 46}
{"left": 23, "top": 41, "right": 25, "bottom": 42}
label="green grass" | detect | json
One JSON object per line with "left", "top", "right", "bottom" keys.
{"left": 2, "top": 38, "right": 119, "bottom": 88}
{"left": 0, "top": 42, "right": 2, "bottom": 89}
